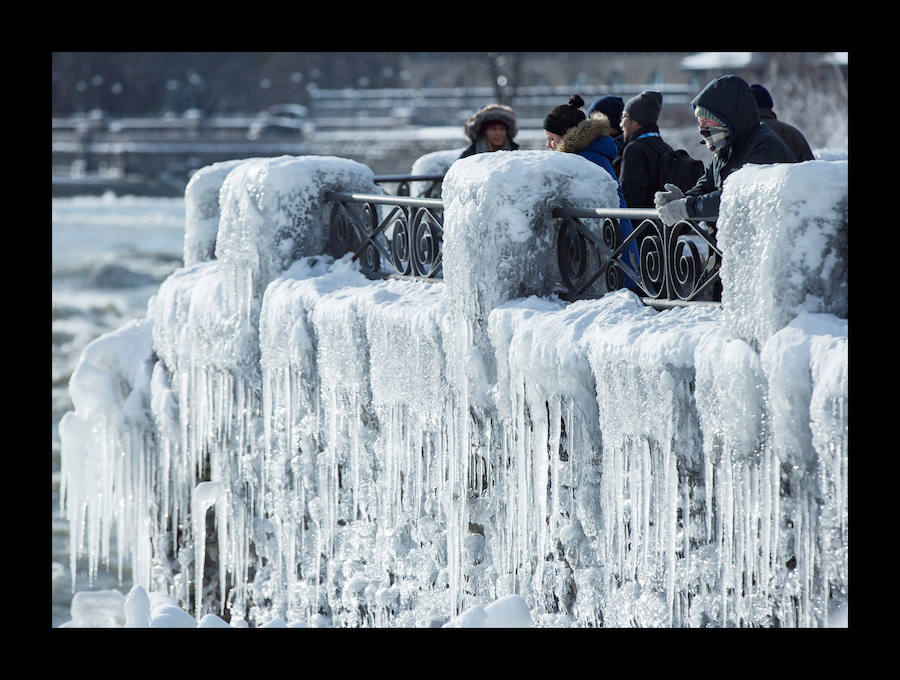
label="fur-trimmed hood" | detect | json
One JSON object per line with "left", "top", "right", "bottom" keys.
{"left": 556, "top": 113, "right": 615, "bottom": 155}
{"left": 463, "top": 104, "right": 518, "bottom": 142}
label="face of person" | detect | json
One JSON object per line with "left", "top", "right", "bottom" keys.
{"left": 484, "top": 123, "right": 508, "bottom": 148}
{"left": 620, "top": 112, "right": 641, "bottom": 139}
{"left": 545, "top": 130, "right": 563, "bottom": 150}
{"left": 697, "top": 115, "right": 728, "bottom": 153}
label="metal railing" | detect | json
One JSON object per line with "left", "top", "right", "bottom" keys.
{"left": 373, "top": 173, "right": 444, "bottom": 198}
{"left": 552, "top": 206, "right": 721, "bottom": 306}
{"left": 327, "top": 175, "right": 722, "bottom": 306}
{"left": 324, "top": 188, "right": 444, "bottom": 280}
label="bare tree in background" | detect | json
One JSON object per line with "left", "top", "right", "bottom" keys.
{"left": 488, "top": 52, "right": 523, "bottom": 105}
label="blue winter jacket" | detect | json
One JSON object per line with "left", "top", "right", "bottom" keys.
{"left": 558, "top": 117, "right": 641, "bottom": 290}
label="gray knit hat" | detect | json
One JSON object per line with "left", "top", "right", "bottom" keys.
{"left": 624, "top": 90, "right": 663, "bottom": 126}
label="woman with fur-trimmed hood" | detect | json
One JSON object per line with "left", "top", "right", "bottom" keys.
{"left": 544, "top": 94, "right": 640, "bottom": 290}
{"left": 459, "top": 104, "right": 520, "bottom": 159}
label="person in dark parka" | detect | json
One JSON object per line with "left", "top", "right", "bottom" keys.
{"left": 459, "top": 104, "right": 520, "bottom": 159}
{"left": 616, "top": 90, "right": 681, "bottom": 209}
{"left": 655, "top": 75, "right": 794, "bottom": 225}
{"left": 750, "top": 83, "right": 815, "bottom": 162}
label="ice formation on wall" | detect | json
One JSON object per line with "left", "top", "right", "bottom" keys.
{"left": 60, "top": 153, "right": 848, "bottom": 627}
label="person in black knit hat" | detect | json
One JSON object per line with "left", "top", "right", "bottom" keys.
{"left": 617, "top": 90, "right": 691, "bottom": 209}
{"left": 750, "top": 83, "right": 815, "bottom": 162}
{"left": 543, "top": 95, "right": 588, "bottom": 149}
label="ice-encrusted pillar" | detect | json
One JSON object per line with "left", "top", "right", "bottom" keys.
{"left": 438, "top": 150, "right": 621, "bottom": 611}
{"left": 183, "top": 159, "right": 251, "bottom": 267}
{"left": 148, "top": 155, "right": 382, "bottom": 618}
{"left": 716, "top": 160, "right": 848, "bottom": 352}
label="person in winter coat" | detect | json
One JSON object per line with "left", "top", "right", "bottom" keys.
{"left": 616, "top": 90, "right": 685, "bottom": 209}
{"left": 544, "top": 94, "right": 640, "bottom": 291}
{"left": 655, "top": 75, "right": 794, "bottom": 226}
{"left": 459, "top": 104, "right": 520, "bottom": 159}
{"left": 750, "top": 83, "right": 815, "bottom": 162}
{"left": 588, "top": 95, "right": 625, "bottom": 174}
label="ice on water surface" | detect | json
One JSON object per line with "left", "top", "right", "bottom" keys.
{"left": 59, "top": 154, "right": 848, "bottom": 627}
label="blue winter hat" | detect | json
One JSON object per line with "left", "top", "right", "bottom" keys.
{"left": 588, "top": 95, "right": 625, "bottom": 129}
{"left": 750, "top": 83, "right": 774, "bottom": 110}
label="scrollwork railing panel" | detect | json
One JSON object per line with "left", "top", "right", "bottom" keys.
{"left": 325, "top": 190, "right": 444, "bottom": 281}
{"left": 552, "top": 206, "right": 721, "bottom": 304}
{"left": 324, "top": 187, "right": 719, "bottom": 306}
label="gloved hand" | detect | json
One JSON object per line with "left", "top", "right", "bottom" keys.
{"left": 653, "top": 183, "right": 684, "bottom": 209}
{"left": 657, "top": 196, "right": 689, "bottom": 226}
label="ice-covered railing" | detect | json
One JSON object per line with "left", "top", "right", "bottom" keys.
{"left": 60, "top": 151, "right": 848, "bottom": 628}
{"left": 326, "top": 177, "right": 721, "bottom": 306}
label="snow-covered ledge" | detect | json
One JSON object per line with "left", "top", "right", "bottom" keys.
{"left": 717, "top": 160, "right": 848, "bottom": 351}
{"left": 441, "top": 150, "right": 619, "bottom": 328}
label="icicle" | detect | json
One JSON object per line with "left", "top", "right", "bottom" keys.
{"left": 191, "top": 481, "right": 225, "bottom": 618}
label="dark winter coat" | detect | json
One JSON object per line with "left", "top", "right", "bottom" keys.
{"left": 617, "top": 123, "right": 674, "bottom": 209}
{"left": 557, "top": 116, "right": 640, "bottom": 289}
{"left": 758, "top": 108, "right": 815, "bottom": 162}
{"left": 459, "top": 104, "right": 520, "bottom": 159}
{"left": 685, "top": 76, "right": 794, "bottom": 219}
{"left": 610, "top": 131, "right": 625, "bottom": 176}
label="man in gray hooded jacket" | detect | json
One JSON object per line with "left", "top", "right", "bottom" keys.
{"left": 655, "top": 75, "right": 793, "bottom": 225}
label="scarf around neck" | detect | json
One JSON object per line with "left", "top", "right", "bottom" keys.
{"left": 700, "top": 124, "right": 731, "bottom": 156}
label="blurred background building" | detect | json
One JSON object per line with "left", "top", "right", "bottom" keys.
{"left": 51, "top": 52, "right": 848, "bottom": 195}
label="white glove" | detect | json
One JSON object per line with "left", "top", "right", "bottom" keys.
{"left": 653, "top": 183, "right": 684, "bottom": 209}
{"left": 657, "top": 197, "right": 689, "bottom": 226}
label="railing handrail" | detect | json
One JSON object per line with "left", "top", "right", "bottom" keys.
{"left": 552, "top": 206, "right": 718, "bottom": 222}
{"left": 325, "top": 190, "right": 444, "bottom": 210}
{"left": 373, "top": 174, "right": 446, "bottom": 184}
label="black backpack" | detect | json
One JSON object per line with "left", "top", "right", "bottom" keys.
{"left": 638, "top": 135, "right": 706, "bottom": 194}
{"left": 658, "top": 148, "right": 706, "bottom": 194}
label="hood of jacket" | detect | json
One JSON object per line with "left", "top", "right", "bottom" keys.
{"left": 691, "top": 75, "right": 760, "bottom": 144}
{"left": 463, "top": 104, "right": 518, "bottom": 142}
{"left": 556, "top": 115, "right": 617, "bottom": 160}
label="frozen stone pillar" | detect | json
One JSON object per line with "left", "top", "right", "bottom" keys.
{"left": 215, "top": 155, "right": 380, "bottom": 322}
{"left": 438, "top": 150, "right": 622, "bottom": 612}
{"left": 441, "top": 150, "right": 621, "bottom": 338}
{"left": 183, "top": 159, "right": 250, "bottom": 267}
{"left": 716, "top": 160, "right": 848, "bottom": 351}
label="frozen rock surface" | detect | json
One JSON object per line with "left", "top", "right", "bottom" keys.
{"left": 60, "top": 154, "right": 848, "bottom": 628}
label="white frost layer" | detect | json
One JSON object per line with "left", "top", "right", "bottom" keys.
{"left": 60, "top": 152, "right": 849, "bottom": 628}
{"left": 409, "top": 147, "right": 465, "bottom": 196}
{"left": 183, "top": 159, "right": 251, "bottom": 267}
{"left": 717, "top": 160, "right": 847, "bottom": 350}
{"left": 215, "top": 155, "right": 380, "bottom": 319}
{"left": 59, "top": 318, "right": 156, "bottom": 591}
{"left": 441, "top": 149, "right": 619, "bottom": 327}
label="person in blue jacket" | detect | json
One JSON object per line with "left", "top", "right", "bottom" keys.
{"left": 544, "top": 94, "right": 641, "bottom": 291}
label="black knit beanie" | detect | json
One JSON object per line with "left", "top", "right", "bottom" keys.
{"left": 543, "top": 94, "right": 586, "bottom": 136}
{"left": 750, "top": 83, "right": 774, "bottom": 110}
{"left": 623, "top": 90, "right": 662, "bottom": 126}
